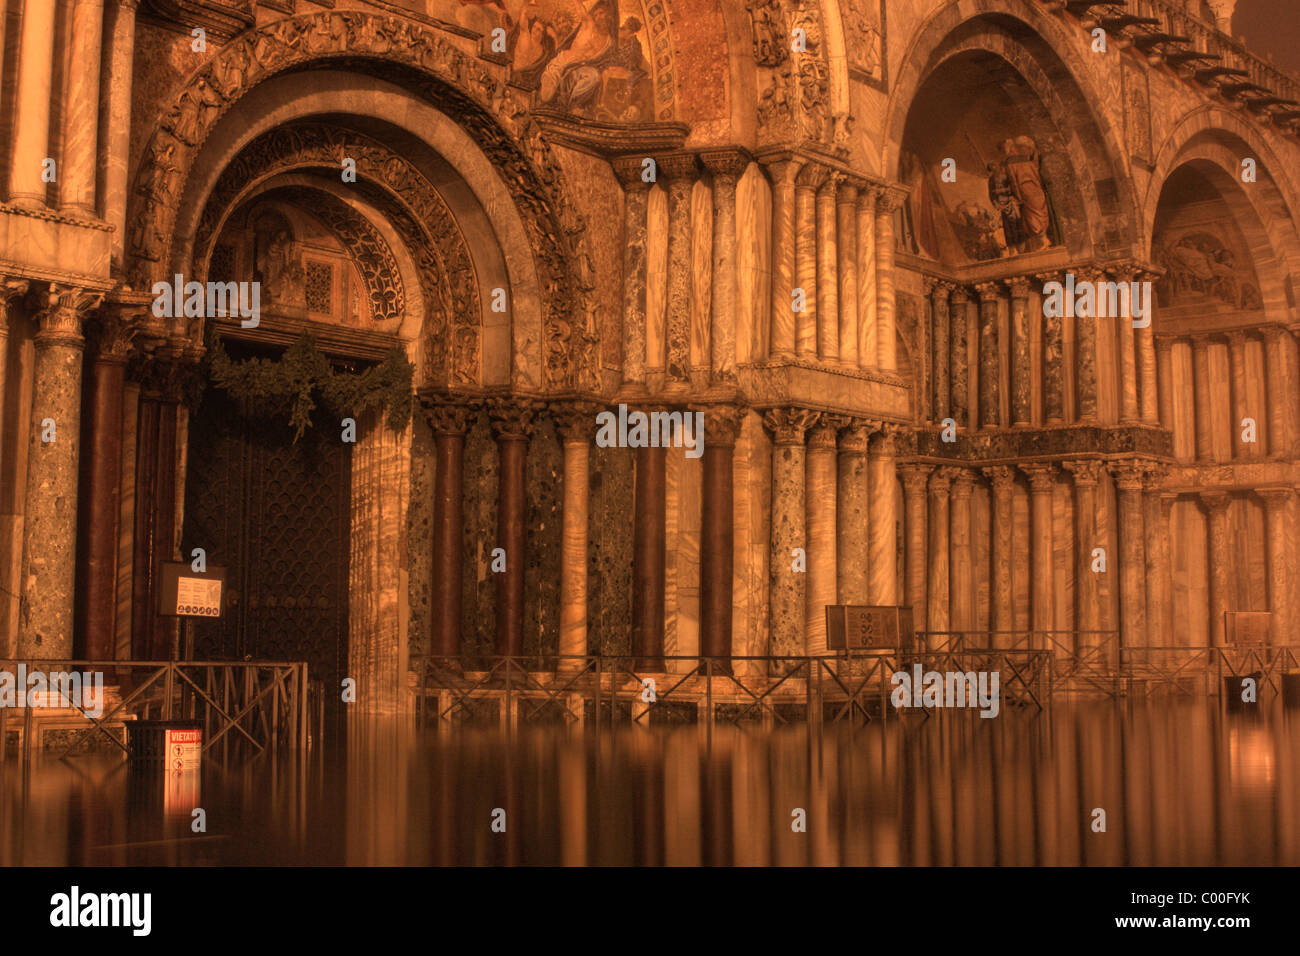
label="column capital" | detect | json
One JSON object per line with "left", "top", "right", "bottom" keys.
{"left": 948, "top": 468, "right": 976, "bottom": 498}
{"left": 794, "top": 161, "right": 829, "bottom": 190}
{"left": 698, "top": 147, "right": 751, "bottom": 182}
{"left": 1224, "top": 328, "right": 1249, "bottom": 349}
{"left": 807, "top": 417, "right": 840, "bottom": 450}
{"left": 1259, "top": 323, "right": 1290, "bottom": 345}
{"left": 834, "top": 178, "right": 859, "bottom": 205}
{"left": 611, "top": 155, "right": 654, "bottom": 191}
{"left": 1108, "top": 459, "right": 1148, "bottom": 491}
{"left": 855, "top": 182, "right": 879, "bottom": 209}
{"left": 924, "top": 276, "right": 954, "bottom": 297}
{"left": 488, "top": 397, "right": 541, "bottom": 441}
{"left": 836, "top": 419, "right": 875, "bottom": 455}
{"left": 692, "top": 403, "right": 745, "bottom": 448}
{"left": 874, "top": 187, "right": 907, "bottom": 214}
{"left": 1073, "top": 264, "right": 1106, "bottom": 284}
{"left": 655, "top": 151, "right": 699, "bottom": 182}
{"left": 1188, "top": 331, "right": 1222, "bottom": 351}
{"left": 87, "top": 306, "right": 142, "bottom": 362}
{"left": 1020, "top": 462, "right": 1056, "bottom": 492}
{"left": 949, "top": 285, "right": 971, "bottom": 306}
{"left": 758, "top": 154, "right": 804, "bottom": 187}
{"left": 1062, "top": 459, "right": 1106, "bottom": 486}
{"left": 1257, "top": 487, "right": 1294, "bottom": 511}
{"left": 0, "top": 278, "right": 31, "bottom": 329}
{"left": 1005, "top": 276, "right": 1033, "bottom": 299}
{"left": 550, "top": 401, "right": 604, "bottom": 445}
{"left": 982, "top": 464, "right": 1017, "bottom": 493}
{"left": 928, "top": 467, "right": 954, "bottom": 494}
{"left": 762, "top": 406, "right": 820, "bottom": 445}
{"left": 973, "top": 281, "right": 1002, "bottom": 303}
{"left": 1199, "top": 490, "right": 1232, "bottom": 515}
{"left": 35, "top": 284, "right": 104, "bottom": 343}
{"left": 898, "top": 462, "right": 934, "bottom": 493}
{"left": 1142, "top": 462, "right": 1170, "bottom": 490}
{"left": 1154, "top": 334, "right": 1176, "bottom": 355}
{"left": 421, "top": 397, "right": 476, "bottom": 437}
{"left": 869, "top": 422, "right": 902, "bottom": 456}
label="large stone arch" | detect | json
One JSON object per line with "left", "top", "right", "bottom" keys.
{"left": 126, "top": 9, "right": 600, "bottom": 391}
{"left": 884, "top": 0, "right": 1137, "bottom": 257}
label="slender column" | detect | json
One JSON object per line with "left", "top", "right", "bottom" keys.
{"left": 130, "top": 374, "right": 160, "bottom": 660}
{"left": 659, "top": 153, "right": 697, "bottom": 389}
{"left": 949, "top": 287, "right": 970, "bottom": 428}
{"left": 1063, "top": 460, "right": 1105, "bottom": 657}
{"left": 18, "top": 287, "right": 102, "bottom": 657}
{"left": 928, "top": 280, "right": 952, "bottom": 422}
{"left": 60, "top": 0, "right": 106, "bottom": 215}
{"left": 1074, "top": 268, "right": 1100, "bottom": 422}
{"left": 1110, "top": 462, "right": 1148, "bottom": 651}
{"left": 1226, "top": 330, "right": 1251, "bottom": 458}
{"left": 701, "top": 150, "right": 748, "bottom": 384}
{"left": 1036, "top": 271, "right": 1065, "bottom": 423}
{"left": 632, "top": 435, "right": 667, "bottom": 666}
{"left": 983, "top": 466, "right": 1016, "bottom": 643}
{"left": 868, "top": 425, "right": 900, "bottom": 607}
{"left": 925, "top": 468, "right": 953, "bottom": 647}
{"left": 1144, "top": 480, "right": 1174, "bottom": 651}
{"left": 763, "top": 157, "right": 803, "bottom": 359}
{"left": 793, "top": 164, "right": 826, "bottom": 359}
{"left": 1136, "top": 277, "right": 1159, "bottom": 424}
{"left": 1021, "top": 463, "right": 1056, "bottom": 651}
{"left": 1006, "top": 278, "right": 1031, "bottom": 426}
{"left": 1111, "top": 266, "right": 1141, "bottom": 424}
{"left": 948, "top": 469, "right": 975, "bottom": 633}
{"left": 425, "top": 401, "right": 474, "bottom": 661}
{"left": 8, "top": 0, "right": 59, "bottom": 207}
{"left": 1191, "top": 334, "right": 1215, "bottom": 461}
{"left": 805, "top": 418, "right": 838, "bottom": 654}
{"left": 1258, "top": 489, "right": 1294, "bottom": 646}
{"left": 554, "top": 404, "right": 597, "bottom": 669}
{"left": 698, "top": 406, "right": 743, "bottom": 665}
{"left": 898, "top": 464, "right": 931, "bottom": 637}
{"left": 816, "top": 175, "right": 840, "bottom": 363}
{"left": 102, "top": 0, "right": 141, "bottom": 269}
{"left": 612, "top": 158, "right": 651, "bottom": 394}
{"left": 1261, "top": 326, "right": 1290, "bottom": 458}
{"left": 75, "top": 308, "right": 135, "bottom": 659}
{"left": 0, "top": 280, "right": 31, "bottom": 439}
{"left": 836, "top": 180, "right": 859, "bottom": 367}
{"left": 489, "top": 400, "right": 536, "bottom": 659}
{"left": 975, "top": 282, "right": 1002, "bottom": 429}
{"left": 875, "top": 191, "right": 903, "bottom": 371}
{"left": 836, "top": 420, "right": 872, "bottom": 605}
{"left": 1201, "top": 491, "right": 1231, "bottom": 647}
{"left": 764, "top": 408, "right": 819, "bottom": 657}
{"left": 856, "top": 187, "right": 878, "bottom": 369}
{"left": 1155, "top": 336, "right": 1175, "bottom": 433}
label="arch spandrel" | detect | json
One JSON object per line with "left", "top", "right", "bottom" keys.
{"left": 128, "top": 9, "right": 601, "bottom": 392}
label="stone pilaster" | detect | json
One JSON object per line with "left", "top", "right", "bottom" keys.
{"left": 1007, "top": 277, "right": 1032, "bottom": 426}
{"left": 874, "top": 190, "right": 904, "bottom": 371}
{"left": 489, "top": 399, "right": 538, "bottom": 658}
{"left": 1063, "top": 459, "right": 1105, "bottom": 657}
{"left": 868, "top": 424, "right": 900, "bottom": 608}
{"left": 697, "top": 405, "right": 744, "bottom": 664}
{"left": 60, "top": 0, "right": 106, "bottom": 215}
{"left": 856, "top": 186, "right": 878, "bottom": 369}
{"left": 1261, "top": 326, "right": 1290, "bottom": 459}
{"left": 793, "top": 163, "right": 826, "bottom": 360}
{"left": 658, "top": 153, "right": 698, "bottom": 390}
{"left": 974, "top": 282, "right": 1001, "bottom": 429}
{"left": 805, "top": 417, "right": 838, "bottom": 654}
{"left": 8, "top": 0, "right": 58, "bottom": 207}
{"left": 553, "top": 403, "right": 600, "bottom": 669}
{"left": 19, "top": 286, "right": 103, "bottom": 656}
{"left": 948, "top": 469, "right": 975, "bottom": 633}
{"left": 836, "top": 420, "right": 873, "bottom": 605}
{"left": 1258, "top": 489, "right": 1294, "bottom": 646}
{"left": 898, "top": 464, "right": 931, "bottom": 640}
{"left": 612, "top": 157, "right": 651, "bottom": 395}
{"left": 815, "top": 174, "right": 840, "bottom": 363}
{"left": 1021, "top": 463, "right": 1056, "bottom": 649}
{"left": 764, "top": 408, "right": 819, "bottom": 658}
{"left": 928, "top": 280, "right": 952, "bottom": 422}
{"left": 1109, "top": 461, "right": 1148, "bottom": 651}
{"left": 423, "top": 399, "right": 475, "bottom": 660}
{"left": 762, "top": 156, "right": 803, "bottom": 359}
{"left": 836, "top": 179, "right": 860, "bottom": 367}
{"left": 700, "top": 149, "right": 749, "bottom": 385}
{"left": 1201, "top": 491, "right": 1232, "bottom": 647}
{"left": 925, "top": 467, "right": 953, "bottom": 646}
{"left": 983, "top": 465, "right": 1016, "bottom": 643}
{"left": 949, "top": 286, "right": 970, "bottom": 428}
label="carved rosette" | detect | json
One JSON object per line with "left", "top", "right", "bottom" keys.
{"left": 763, "top": 407, "right": 820, "bottom": 446}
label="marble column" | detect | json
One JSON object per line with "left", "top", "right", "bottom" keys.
{"left": 102, "top": 0, "right": 141, "bottom": 270}
{"left": 1136, "top": 276, "right": 1159, "bottom": 425}
{"left": 659, "top": 153, "right": 697, "bottom": 389}
{"left": 928, "top": 280, "right": 951, "bottom": 422}
{"left": 0, "top": 280, "right": 30, "bottom": 436}
{"left": 1144, "top": 483, "right": 1175, "bottom": 651}
{"left": 1191, "top": 335, "right": 1215, "bottom": 461}
{"left": 1007, "top": 277, "right": 1032, "bottom": 426}
{"left": 1037, "top": 271, "right": 1065, "bottom": 424}
{"left": 875, "top": 191, "right": 903, "bottom": 371}
{"left": 983, "top": 466, "right": 1016, "bottom": 643}
{"left": 18, "top": 287, "right": 102, "bottom": 657}
{"left": 925, "top": 468, "right": 953, "bottom": 646}
{"left": 75, "top": 308, "right": 135, "bottom": 659}
{"left": 489, "top": 400, "right": 535, "bottom": 659}
{"left": 836, "top": 420, "right": 872, "bottom": 605}
{"left": 699, "top": 406, "right": 743, "bottom": 665}
{"left": 949, "top": 286, "right": 970, "bottom": 428}
{"left": 1063, "top": 460, "right": 1105, "bottom": 657}
{"left": 554, "top": 404, "right": 596, "bottom": 669}
{"left": 1262, "top": 326, "right": 1290, "bottom": 458}
{"left": 633, "top": 436, "right": 667, "bottom": 666}
{"left": 975, "top": 282, "right": 1002, "bottom": 429}
{"left": 1201, "top": 491, "right": 1231, "bottom": 646}
{"left": 898, "top": 464, "right": 931, "bottom": 637}
{"left": 764, "top": 408, "right": 819, "bottom": 657}
{"left": 1112, "top": 268, "right": 1141, "bottom": 425}
{"left": 1021, "top": 463, "right": 1056, "bottom": 651}
{"left": 1155, "top": 337, "right": 1175, "bottom": 433}
{"left": 60, "top": 0, "right": 105, "bottom": 215}
{"left": 1074, "top": 268, "right": 1100, "bottom": 422}
{"left": 701, "top": 150, "right": 748, "bottom": 385}
{"left": 816, "top": 175, "right": 840, "bottom": 363}
{"left": 836, "top": 180, "right": 859, "bottom": 367}
{"left": 868, "top": 425, "right": 900, "bottom": 607}
{"left": 426, "top": 401, "right": 473, "bottom": 661}
{"left": 1110, "top": 462, "right": 1147, "bottom": 651}
{"left": 612, "top": 157, "right": 651, "bottom": 394}
{"left": 8, "top": 0, "right": 58, "bottom": 207}
{"left": 948, "top": 469, "right": 975, "bottom": 633}
{"left": 794, "top": 164, "right": 826, "bottom": 359}
{"left": 1258, "top": 489, "right": 1293, "bottom": 645}
{"left": 805, "top": 418, "right": 838, "bottom": 654}
{"left": 856, "top": 187, "right": 878, "bottom": 369}
{"left": 763, "top": 157, "right": 803, "bottom": 359}
{"left": 1226, "top": 330, "right": 1251, "bottom": 459}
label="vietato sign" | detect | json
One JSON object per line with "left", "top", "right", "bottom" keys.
{"left": 158, "top": 561, "right": 227, "bottom": 619}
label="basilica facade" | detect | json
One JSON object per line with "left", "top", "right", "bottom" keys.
{"left": 0, "top": 0, "right": 1296, "bottom": 713}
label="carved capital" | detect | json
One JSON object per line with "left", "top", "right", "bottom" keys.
{"left": 928, "top": 468, "right": 954, "bottom": 495}
{"left": 692, "top": 404, "right": 745, "bottom": 448}
{"left": 656, "top": 151, "right": 699, "bottom": 183}
{"left": 760, "top": 156, "right": 805, "bottom": 188}
{"left": 1062, "top": 458, "right": 1106, "bottom": 487}
{"left": 611, "top": 155, "right": 654, "bottom": 191}
{"left": 1006, "top": 276, "right": 1032, "bottom": 300}
{"left": 1020, "top": 462, "right": 1056, "bottom": 493}
{"left": 869, "top": 422, "right": 901, "bottom": 456}
{"left": 973, "top": 281, "right": 1002, "bottom": 304}
{"left": 949, "top": 285, "right": 971, "bottom": 307}
{"left": 948, "top": 468, "right": 976, "bottom": 498}
{"left": 898, "top": 463, "right": 934, "bottom": 495}
{"left": 1257, "top": 487, "right": 1294, "bottom": 511}
{"left": 551, "top": 401, "right": 604, "bottom": 445}
{"left": 1108, "top": 459, "right": 1147, "bottom": 491}
{"left": 87, "top": 304, "right": 144, "bottom": 362}
{"left": 35, "top": 285, "right": 104, "bottom": 344}
{"left": 422, "top": 399, "right": 476, "bottom": 438}
{"left": 763, "top": 406, "right": 820, "bottom": 445}
{"left": 489, "top": 398, "right": 540, "bottom": 441}
{"left": 982, "top": 465, "right": 1017, "bottom": 494}
{"left": 806, "top": 417, "right": 840, "bottom": 450}
{"left": 0, "top": 278, "right": 30, "bottom": 331}
{"left": 875, "top": 188, "right": 907, "bottom": 214}
{"left": 1259, "top": 324, "right": 1289, "bottom": 346}
{"left": 1199, "top": 490, "right": 1232, "bottom": 516}
{"left": 924, "top": 277, "right": 953, "bottom": 299}
{"left": 836, "top": 419, "right": 875, "bottom": 455}
{"left": 794, "top": 162, "right": 829, "bottom": 191}
{"left": 698, "top": 148, "right": 751, "bottom": 183}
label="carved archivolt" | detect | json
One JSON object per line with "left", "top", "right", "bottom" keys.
{"left": 751, "top": 0, "right": 848, "bottom": 156}
{"left": 193, "top": 124, "right": 481, "bottom": 385}
{"left": 128, "top": 10, "right": 599, "bottom": 390}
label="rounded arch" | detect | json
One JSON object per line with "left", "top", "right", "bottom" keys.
{"left": 127, "top": 9, "right": 599, "bottom": 391}
{"left": 883, "top": 0, "right": 1138, "bottom": 257}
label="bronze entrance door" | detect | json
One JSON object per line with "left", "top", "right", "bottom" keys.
{"left": 182, "top": 385, "right": 351, "bottom": 722}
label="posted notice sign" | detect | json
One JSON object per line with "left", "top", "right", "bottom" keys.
{"left": 158, "top": 561, "right": 226, "bottom": 618}
{"left": 826, "top": 605, "right": 914, "bottom": 651}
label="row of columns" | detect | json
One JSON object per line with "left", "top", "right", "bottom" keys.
{"left": 1159, "top": 326, "right": 1295, "bottom": 461}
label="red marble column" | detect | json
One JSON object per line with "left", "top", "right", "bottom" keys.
{"left": 424, "top": 400, "right": 473, "bottom": 661}
{"left": 633, "top": 437, "right": 667, "bottom": 668}
{"left": 698, "top": 406, "right": 742, "bottom": 667}
{"left": 489, "top": 400, "right": 535, "bottom": 660}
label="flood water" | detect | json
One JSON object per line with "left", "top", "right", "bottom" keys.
{"left": 2, "top": 700, "right": 1296, "bottom": 865}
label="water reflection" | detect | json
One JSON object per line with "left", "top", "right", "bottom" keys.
{"left": 2, "top": 701, "right": 1296, "bottom": 865}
